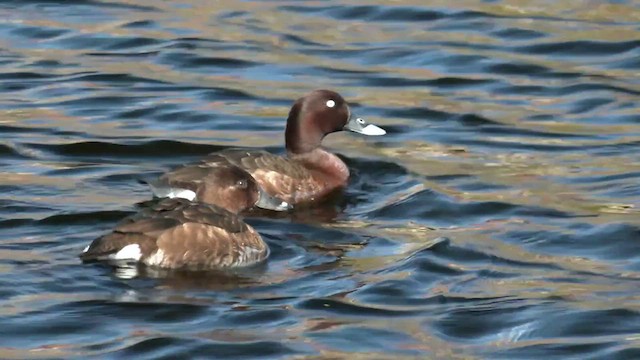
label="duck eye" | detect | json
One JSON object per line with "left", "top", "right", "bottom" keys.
{"left": 326, "top": 100, "right": 335, "bottom": 108}
{"left": 236, "top": 180, "right": 247, "bottom": 188}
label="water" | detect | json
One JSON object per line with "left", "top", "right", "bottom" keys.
{"left": 1, "top": 0, "right": 640, "bottom": 358}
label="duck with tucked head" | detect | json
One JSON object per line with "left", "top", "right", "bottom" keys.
{"left": 80, "top": 166, "right": 290, "bottom": 270}
{"left": 151, "top": 89, "right": 385, "bottom": 206}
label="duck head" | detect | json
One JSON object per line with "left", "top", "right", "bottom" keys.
{"left": 197, "top": 166, "right": 291, "bottom": 213}
{"left": 285, "top": 89, "right": 385, "bottom": 154}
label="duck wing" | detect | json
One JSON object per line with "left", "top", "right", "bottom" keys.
{"left": 153, "top": 220, "right": 265, "bottom": 269}
{"left": 163, "top": 198, "right": 248, "bottom": 233}
{"left": 150, "top": 199, "right": 264, "bottom": 268}
{"left": 201, "top": 149, "right": 316, "bottom": 203}
{"left": 149, "top": 163, "right": 228, "bottom": 200}
{"left": 80, "top": 199, "right": 248, "bottom": 262}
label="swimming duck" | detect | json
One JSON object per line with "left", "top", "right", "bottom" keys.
{"left": 80, "top": 166, "right": 290, "bottom": 270}
{"left": 151, "top": 89, "right": 385, "bottom": 206}
{"left": 146, "top": 162, "right": 290, "bottom": 212}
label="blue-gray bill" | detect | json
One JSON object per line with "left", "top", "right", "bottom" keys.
{"left": 255, "top": 189, "right": 292, "bottom": 211}
{"left": 344, "top": 116, "right": 386, "bottom": 136}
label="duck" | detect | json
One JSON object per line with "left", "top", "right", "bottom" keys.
{"left": 150, "top": 89, "right": 386, "bottom": 206}
{"left": 80, "top": 165, "right": 290, "bottom": 270}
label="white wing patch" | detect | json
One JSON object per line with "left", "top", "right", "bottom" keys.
{"left": 167, "top": 188, "right": 197, "bottom": 201}
{"left": 149, "top": 182, "right": 197, "bottom": 201}
{"left": 110, "top": 244, "right": 142, "bottom": 261}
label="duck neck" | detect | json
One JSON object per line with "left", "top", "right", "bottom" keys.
{"left": 289, "top": 148, "right": 350, "bottom": 185}
{"left": 285, "top": 98, "right": 328, "bottom": 154}
{"left": 284, "top": 99, "right": 349, "bottom": 184}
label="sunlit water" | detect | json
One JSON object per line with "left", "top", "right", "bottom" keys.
{"left": 1, "top": 0, "right": 640, "bottom": 358}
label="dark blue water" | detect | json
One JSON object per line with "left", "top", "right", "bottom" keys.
{"left": 1, "top": 1, "right": 640, "bottom": 358}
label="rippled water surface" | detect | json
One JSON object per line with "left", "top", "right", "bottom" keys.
{"left": 2, "top": 0, "right": 640, "bottom": 358}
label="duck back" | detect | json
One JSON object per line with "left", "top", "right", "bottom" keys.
{"left": 200, "top": 148, "right": 349, "bottom": 204}
{"left": 80, "top": 198, "right": 268, "bottom": 270}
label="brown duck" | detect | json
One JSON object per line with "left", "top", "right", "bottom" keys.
{"left": 80, "top": 165, "right": 290, "bottom": 270}
{"left": 150, "top": 89, "right": 386, "bottom": 206}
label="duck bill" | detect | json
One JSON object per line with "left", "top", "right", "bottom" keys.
{"left": 344, "top": 115, "right": 386, "bottom": 136}
{"left": 255, "top": 189, "right": 292, "bottom": 211}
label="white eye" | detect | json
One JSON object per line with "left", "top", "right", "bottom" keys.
{"left": 326, "top": 100, "right": 335, "bottom": 108}
{"left": 357, "top": 118, "right": 365, "bottom": 124}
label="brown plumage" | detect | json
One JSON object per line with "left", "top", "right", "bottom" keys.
{"left": 149, "top": 163, "right": 290, "bottom": 212}
{"left": 80, "top": 166, "right": 289, "bottom": 270}
{"left": 198, "top": 149, "right": 345, "bottom": 205}
{"left": 152, "top": 89, "right": 386, "bottom": 205}
{"left": 80, "top": 198, "right": 267, "bottom": 269}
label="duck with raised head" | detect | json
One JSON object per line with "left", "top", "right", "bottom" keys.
{"left": 80, "top": 165, "right": 290, "bottom": 270}
{"left": 151, "top": 89, "right": 386, "bottom": 206}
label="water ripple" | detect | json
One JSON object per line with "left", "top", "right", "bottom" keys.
{"left": 1, "top": 0, "right": 640, "bottom": 358}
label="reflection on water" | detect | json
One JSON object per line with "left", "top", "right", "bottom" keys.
{"left": 1, "top": 0, "right": 640, "bottom": 358}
